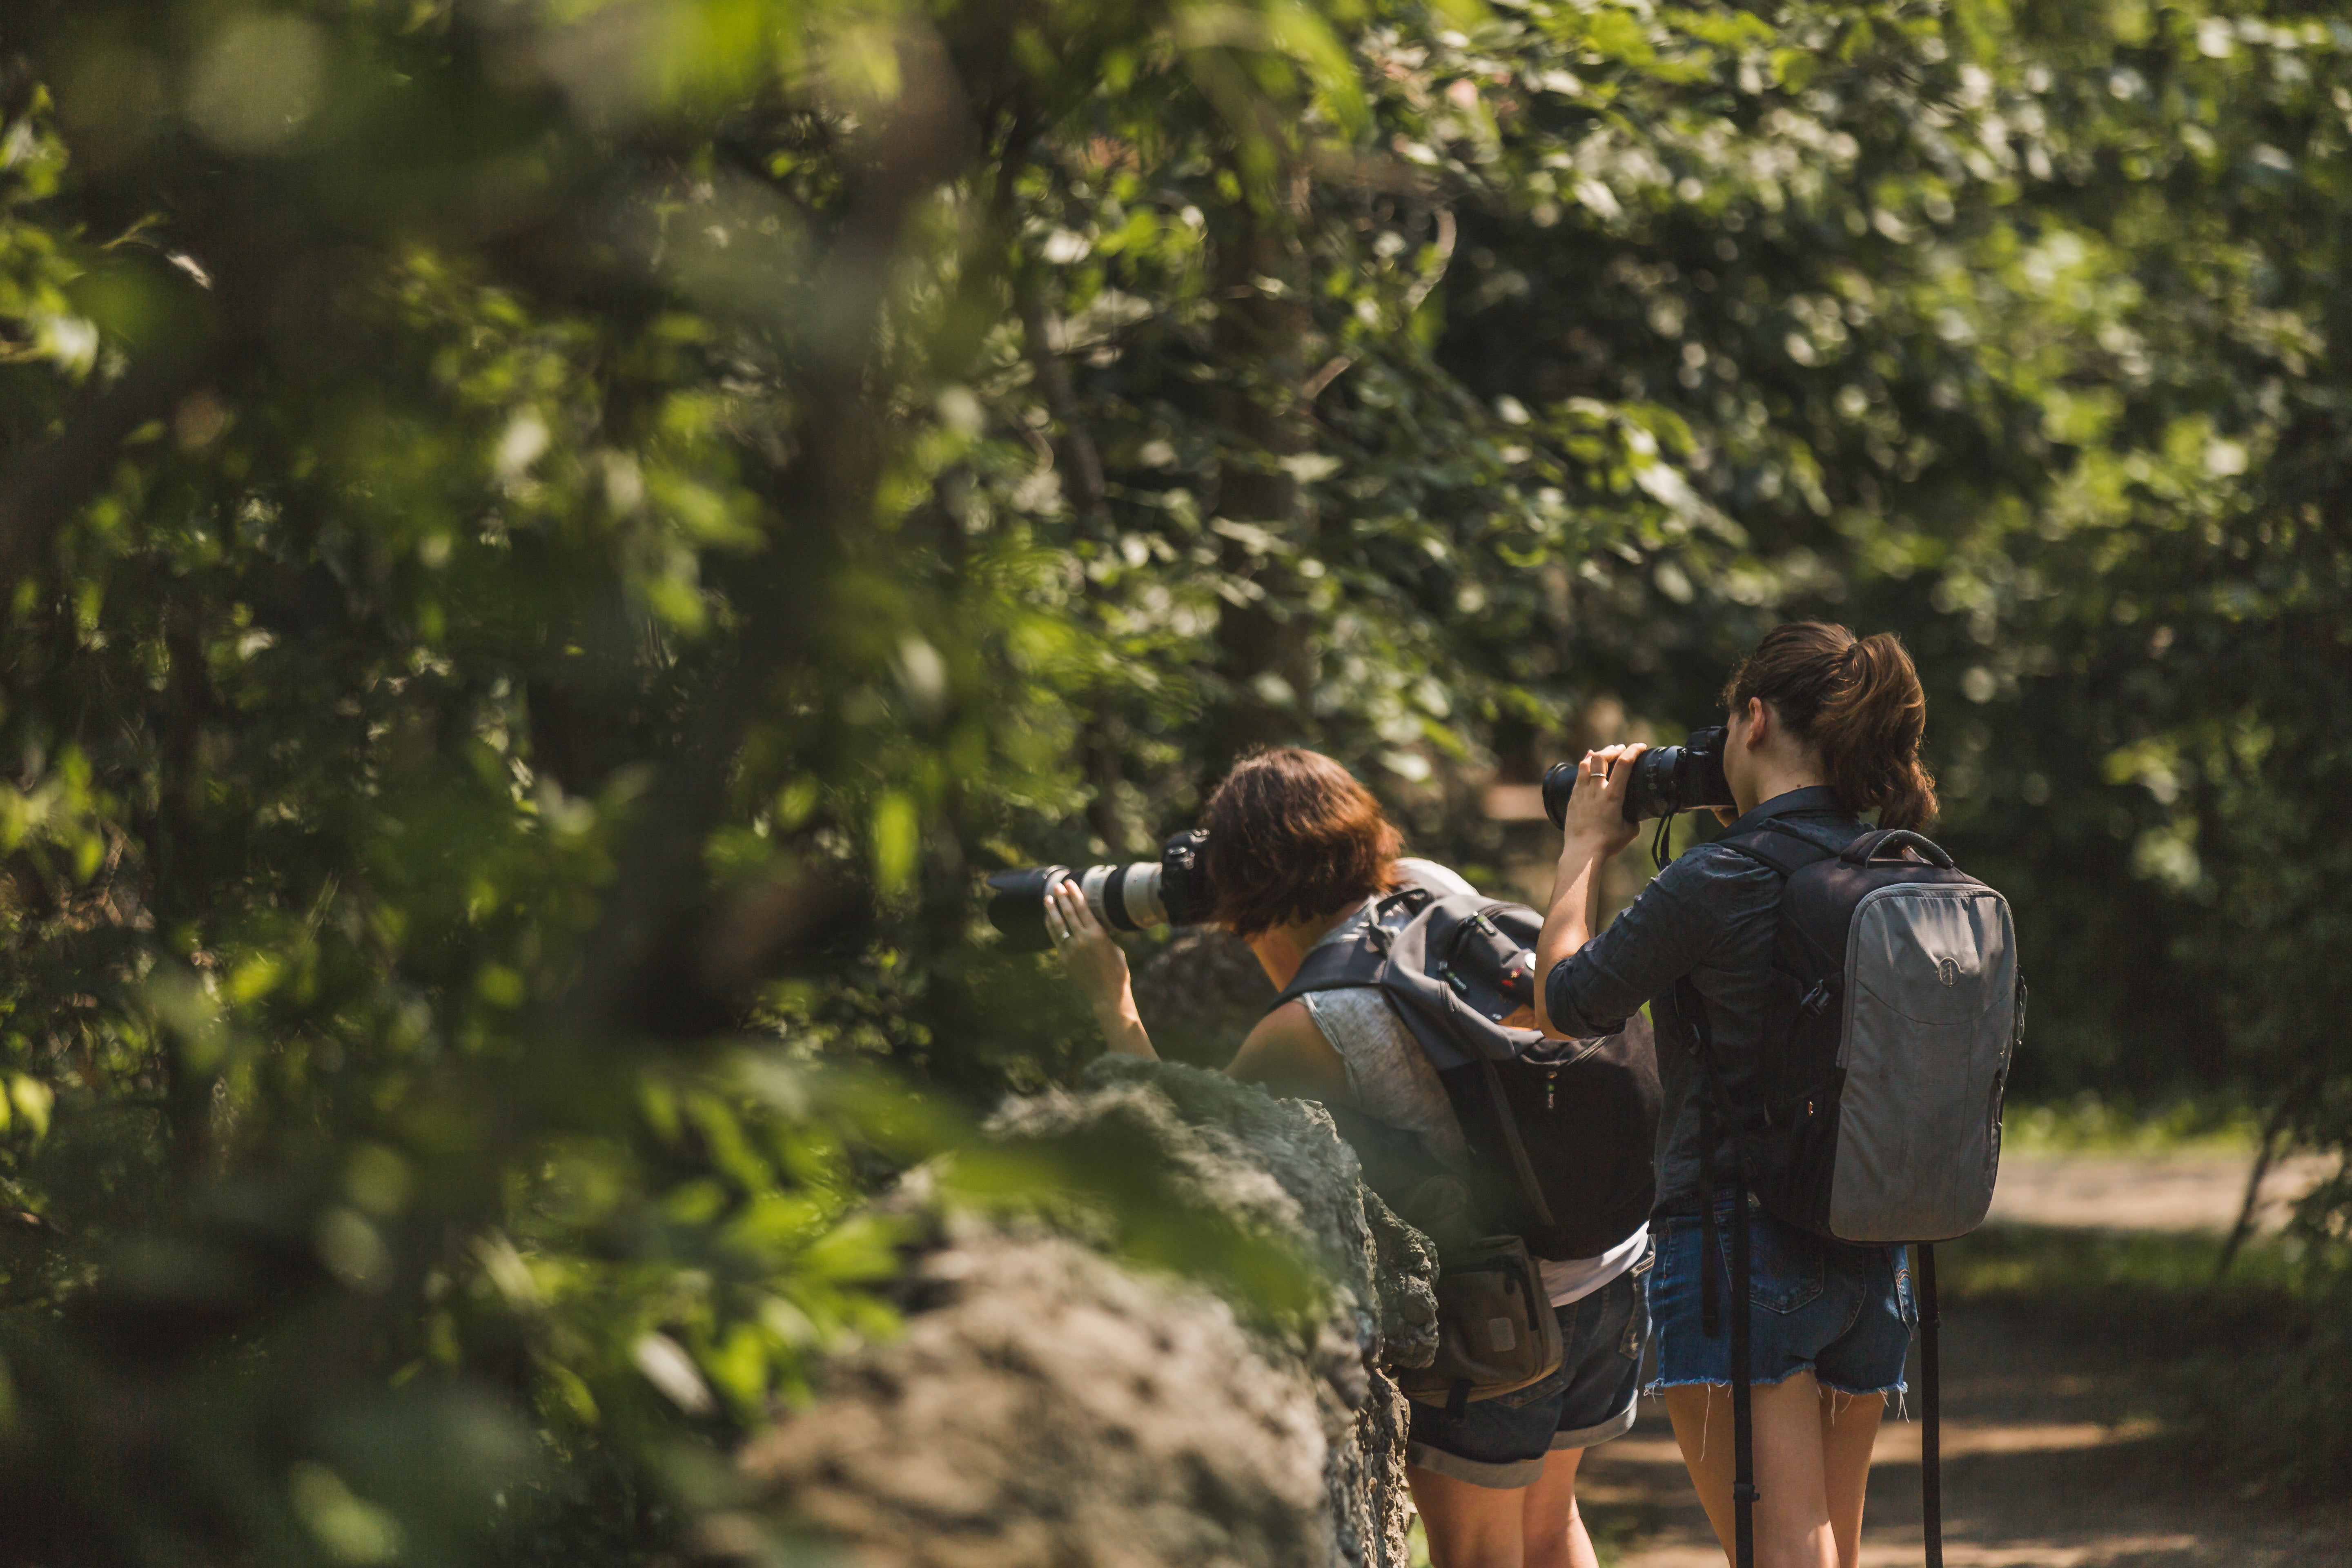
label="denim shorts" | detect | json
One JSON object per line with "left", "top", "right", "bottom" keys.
{"left": 1646, "top": 1189, "right": 1913, "bottom": 1396}
{"left": 1405, "top": 1254, "right": 1650, "bottom": 1489}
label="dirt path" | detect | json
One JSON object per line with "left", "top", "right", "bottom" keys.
{"left": 1982, "top": 1150, "right": 2333, "bottom": 1235}
{"left": 1574, "top": 1153, "right": 2351, "bottom": 1567}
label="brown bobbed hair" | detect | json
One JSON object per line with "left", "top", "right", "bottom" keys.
{"left": 1200, "top": 748, "right": 1403, "bottom": 939}
{"left": 1722, "top": 622, "right": 1940, "bottom": 831}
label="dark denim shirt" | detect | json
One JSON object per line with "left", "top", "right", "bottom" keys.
{"left": 1543, "top": 786, "right": 1866, "bottom": 1217}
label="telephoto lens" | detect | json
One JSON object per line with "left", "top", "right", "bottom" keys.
{"left": 984, "top": 829, "right": 1215, "bottom": 952}
{"left": 1541, "top": 727, "right": 1734, "bottom": 827}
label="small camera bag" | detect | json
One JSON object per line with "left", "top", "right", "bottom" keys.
{"left": 1321, "top": 1110, "right": 1567, "bottom": 1411}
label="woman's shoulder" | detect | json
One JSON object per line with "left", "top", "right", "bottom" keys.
{"left": 1649, "top": 836, "right": 1790, "bottom": 902}
{"left": 1227, "top": 998, "right": 1351, "bottom": 1100}
{"left": 1249, "top": 996, "right": 1323, "bottom": 1041}
{"left": 1676, "top": 835, "right": 1786, "bottom": 865}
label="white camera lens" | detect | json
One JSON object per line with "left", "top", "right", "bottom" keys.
{"left": 1077, "top": 862, "right": 1169, "bottom": 931}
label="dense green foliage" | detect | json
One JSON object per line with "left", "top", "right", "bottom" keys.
{"left": 0, "top": 0, "right": 2348, "bottom": 1561}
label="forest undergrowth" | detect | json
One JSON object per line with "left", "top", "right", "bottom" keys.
{"left": 1941, "top": 1225, "right": 2351, "bottom": 1504}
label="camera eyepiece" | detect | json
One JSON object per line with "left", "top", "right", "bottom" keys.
{"left": 984, "top": 829, "right": 1216, "bottom": 952}
{"left": 1541, "top": 727, "right": 1734, "bottom": 828}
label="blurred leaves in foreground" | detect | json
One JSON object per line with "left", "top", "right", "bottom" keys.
{"left": 2, "top": 0, "right": 2352, "bottom": 1561}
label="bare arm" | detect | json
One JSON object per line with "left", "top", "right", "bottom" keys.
{"left": 1045, "top": 880, "right": 1352, "bottom": 1097}
{"left": 1225, "top": 1000, "right": 1352, "bottom": 1102}
{"left": 1044, "top": 878, "right": 1155, "bottom": 1057}
{"left": 1533, "top": 744, "right": 1645, "bottom": 1038}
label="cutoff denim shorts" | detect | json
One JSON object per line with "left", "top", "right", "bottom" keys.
{"left": 1405, "top": 1251, "right": 1651, "bottom": 1489}
{"left": 1646, "top": 1188, "right": 1913, "bottom": 1396}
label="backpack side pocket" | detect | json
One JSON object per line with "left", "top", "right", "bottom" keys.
{"left": 1396, "top": 1235, "right": 1564, "bottom": 1407}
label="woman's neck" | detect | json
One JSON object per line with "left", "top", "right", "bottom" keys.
{"left": 1245, "top": 900, "right": 1368, "bottom": 991}
{"left": 1739, "top": 759, "right": 1829, "bottom": 817}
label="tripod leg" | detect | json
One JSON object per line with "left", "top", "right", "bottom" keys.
{"left": 1731, "top": 1189, "right": 1756, "bottom": 1568}
{"left": 1920, "top": 1242, "right": 1942, "bottom": 1568}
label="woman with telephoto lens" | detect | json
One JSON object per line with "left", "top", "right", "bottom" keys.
{"left": 1043, "top": 746, "right": 1648, "bottom": 1568}
{"left": 1533, "top": 624, "right": 1938, "bottom": 1568}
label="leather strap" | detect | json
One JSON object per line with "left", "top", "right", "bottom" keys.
{"left": 1698, "top": 1098, "right": 1720, "bottom": 1338}
{"left": 1675, "top": 973, "right": 1758, "bottom": 1568}
{"left": 1479, "top": 1057, "right": 1557, "bottom": 1230}
{"left": 1678, "top": 980, "right": 1724, "bottom": 1340}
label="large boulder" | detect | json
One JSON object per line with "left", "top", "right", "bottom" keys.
{"left": 737, "top": 1058, "right": 1439, "bottom": 1568}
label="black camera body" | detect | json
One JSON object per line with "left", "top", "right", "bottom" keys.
{"left": 985, "top": 829, "right": 1216, "bottom": 953}
{"left": 1541, "top": 727, "right": 1733, "bottom": 827}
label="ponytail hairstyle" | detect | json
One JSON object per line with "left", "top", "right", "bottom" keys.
{"left": 1722, "top": 622, "right": 1939, "bottom": 831}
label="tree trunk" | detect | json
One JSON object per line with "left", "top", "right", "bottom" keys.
{"left": 1205, "top": 179, "right": 1318, "bottom": 777}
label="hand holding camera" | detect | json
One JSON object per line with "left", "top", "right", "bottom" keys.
{"left": 1541, "top": 726, "right": 1735, "bottom": 830}
{"left": 983, "top": 828, "right": 1215, "bottom": 952}
{"left": 1041, "top": 875, "right": 1132, "bottom": 1018}
{"left": 1551, "top": 744, "right": 1649, "bottom": 859}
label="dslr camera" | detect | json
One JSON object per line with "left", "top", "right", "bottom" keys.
{"left": 985, "top": 829, "right": 1215, "bottom": 953}
{"left": 1542, "top": 726, "right": 1734, "bottom": 827}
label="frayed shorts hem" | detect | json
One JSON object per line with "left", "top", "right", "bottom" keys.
{"left": 1819, "top": 1375, "right": 1905, "bottom": 1399}
{"left": 1644, "top": 1200, "right": 1915, "bottom": 1397}
{"left": 1643, "top": 1368, "right": 1905, "bottom": 1399}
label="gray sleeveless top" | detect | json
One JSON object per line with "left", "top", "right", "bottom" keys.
{"left": 1297, "top": 859, "right": 1477, "bottom": 1172}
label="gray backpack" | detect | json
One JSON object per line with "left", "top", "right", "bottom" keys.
{"left": 1675, "top": 822, "right": 2022, "bottom": 1568}
{"left": 1274, "top": 866, "right": 1659, "bottom": 1412}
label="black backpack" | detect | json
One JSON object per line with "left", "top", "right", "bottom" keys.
{"left": 1675, "top": 821, "right": 2022, "bottom": 1568}
{"left": 1271, "top": 882, "right": 1661, "bottom": 1263}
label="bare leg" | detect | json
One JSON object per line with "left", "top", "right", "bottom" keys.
{"left": 1663, "top": 1375, "right": 1841, "bottom": 1568}
{"left": 1816, "top": 1388, "right": 1884, "bottom": 1568}
{"left": 1519, "top": 1448, "right": 1599, "bottom": 1568}
{"left": 1409, "top": 1465, "right": 1524, "bottom": 1568}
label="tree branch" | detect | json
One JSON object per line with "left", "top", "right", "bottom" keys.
{"left": 1017, "top": 269, "right": 1110, "bottom": 530}
{"left": 557, "top": 25, "right": 975, "bottom": 1042}
{"left": 2214, "top": 1079, "right": 2309, "bottom": 1278}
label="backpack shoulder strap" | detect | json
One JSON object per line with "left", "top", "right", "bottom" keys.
{"left": 1266, "top": 892, "right": 1415, "bottom": 1013}
{"left": 1711, "top": 818, "right": 1841, "bottom": 880}
{"left": 1267, "top": 935, "right": 1378, "bottom": 1012}
{"left": 1717, "top": 820, "right": 1857, "bottom": 979}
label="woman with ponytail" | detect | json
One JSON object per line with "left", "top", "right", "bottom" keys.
{"left": 1530, "top": 624, "right": 1936, "bottom": 1568}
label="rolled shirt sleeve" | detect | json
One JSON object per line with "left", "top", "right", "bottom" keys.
{"left": 1544, "top": 851, "right": 1735, "bottom": 1038}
